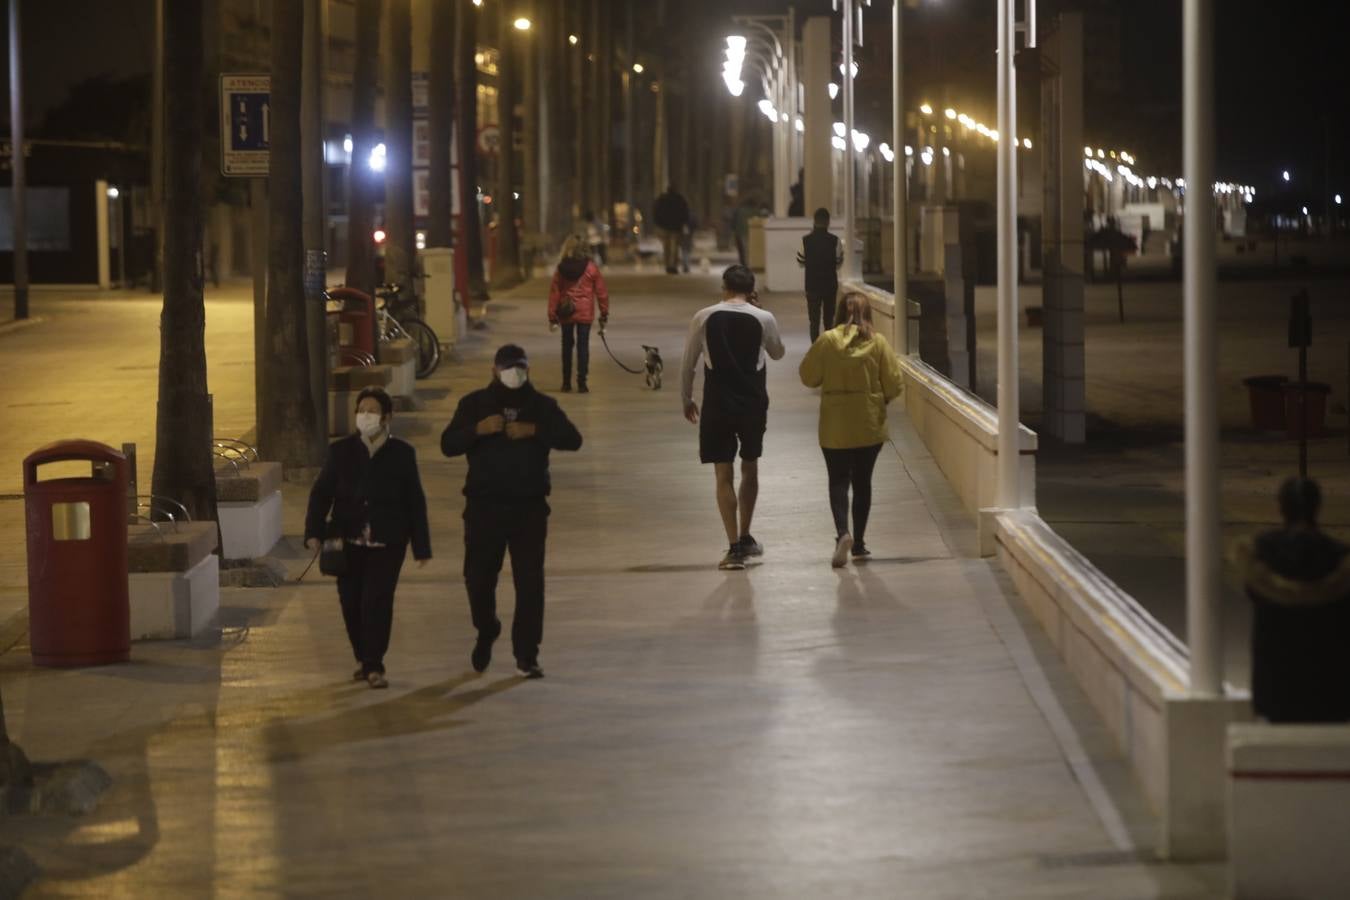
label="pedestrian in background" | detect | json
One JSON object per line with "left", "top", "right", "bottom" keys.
{"left": 305, "top": 387, "right": 432, "bottom": 689}
{"left": 799, "top": 292, "right": 902, "bottom": 568}
{"left": 796, "top": 208, "right": 844, "bottom": 343}
{"left": 681, "top": 265, "right": 786, "bottom": 570}
{"left": 548, "top": 235, "right": 610, "bottom": 394}
{"left": 654, "top": 185, "right": 692, "bottom": 274}
{"left": 1235, "top": 477, "right": 1350, "bottom": 723}
{"left": 441, "top": 345, "right": 583, "bottom": 679}
{"left": 584, "top": 210, "right": 608, "bottom": 266}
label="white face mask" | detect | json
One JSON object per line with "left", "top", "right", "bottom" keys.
{"left": 498, "top": 367, "right": 529, "bottom": 390}
{"left": 355, "top": 412, "right": 384, "bottom": 438}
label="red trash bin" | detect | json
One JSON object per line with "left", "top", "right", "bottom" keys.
{"left": 326, "top": 286, "right": 376, "bottom": 359}
{"left": 23, "top": 440, "right": 131, "bottom": 667}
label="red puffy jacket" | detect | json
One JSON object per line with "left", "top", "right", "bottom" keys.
{"left": 548, "top": 258, "right": 609, "bottom": 325}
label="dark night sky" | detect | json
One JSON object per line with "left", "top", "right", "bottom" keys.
{"left": 3, "top": 0, "right": 1345, "bottom": 206}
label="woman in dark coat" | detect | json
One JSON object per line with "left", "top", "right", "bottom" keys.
{"left": 305, "top": 387, "right": 432, "bottom": 688}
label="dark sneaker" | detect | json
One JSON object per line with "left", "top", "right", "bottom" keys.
{"left": 851, "top": 541, "right": 872, "bottom": 561}
{"left": 366, "top": 671, "right": 389, "bottom": 689}
{"left": 471, "top": 637, "right": 494, "bottom": 674}
{"left": 516, "top": 662, "right": 545, "bottom": 679}
{"left": 718, "top": 545, "right": 747, "bottom": 571}
{"left": 578, "top": 383, "right": 590, "bottom": 394}
{"left": 561, "top": 383, "right": 573, "bottom": 393}
{"left": 738, "top": 534, "right": 764, "bottom": 558}
{"left": 831, "top": 533, "right": 854, "bottom": 569}
{"left": 352, "top": 665, "right": 366, "bottom": 681}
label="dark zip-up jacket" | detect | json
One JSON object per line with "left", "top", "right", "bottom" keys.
{"left": 305, "top": 434, "right": 432, "bottom": 560}
{"left": 440, "top": 381, "right": 583, "bottom": 500}
{"left": 1235, "top": 528, "right": 1350, "bottom": 723}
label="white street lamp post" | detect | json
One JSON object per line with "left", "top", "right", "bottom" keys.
{"left": 995, "top": 0, "right": 1021, "bottom": 509}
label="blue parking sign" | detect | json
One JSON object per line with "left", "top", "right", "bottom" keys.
{"left": 220, "top": 75, "right": 271, "bottom": 176}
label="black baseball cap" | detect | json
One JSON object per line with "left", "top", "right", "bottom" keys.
{"left": 494, "top": 344, "right": 529, "bottom": 369}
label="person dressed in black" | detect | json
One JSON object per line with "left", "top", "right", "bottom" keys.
{"left": 441, "top": 345, "right": 583, "bottom": 679}
{"left": 305, "top": 387, "right": 432, "bottom": 689}
{"left": 653, "top": 185, "right": 691, "bottom": 275}
{"left": 1235, "top": 477, "right": 1350, "bottom": 723}
{"left": 796, "top": 208, "right": 845, "bottom": 342}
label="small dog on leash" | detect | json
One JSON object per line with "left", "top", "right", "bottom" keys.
{"left": 642, "top": 345, "right": 663, "bottom": 390}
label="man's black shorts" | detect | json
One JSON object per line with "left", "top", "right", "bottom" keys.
{"left": 699, "top": 401, "right": 767, "bottom": 464}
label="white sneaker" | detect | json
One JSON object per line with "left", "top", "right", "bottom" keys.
{"left": 832, "top": 533, "right": 853, "bottom": 569}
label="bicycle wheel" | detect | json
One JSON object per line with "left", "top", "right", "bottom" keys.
{"left": 402, "top": 317, "right": 441, "bottom": 378}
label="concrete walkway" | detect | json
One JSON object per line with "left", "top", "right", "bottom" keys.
{"left": 0, "top": 270, "right": 1221, "bottom": 896}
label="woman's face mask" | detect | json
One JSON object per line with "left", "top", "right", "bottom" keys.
{"left": 498, "top": 367, "right": 529, "bottom": 390}
{"left": 355, "top": 411, "right": 384, "bottom": 438}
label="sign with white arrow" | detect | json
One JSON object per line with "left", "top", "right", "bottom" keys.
{"left": 220, "top": 74, "right": 271, "bottom": 177}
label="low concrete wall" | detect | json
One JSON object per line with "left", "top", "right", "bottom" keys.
{"left": 849, "top": 278, "right": 1250, "bottom": 860}
{"left": 996, "top": 511, "right": 1249, "bottom": 859}
{"left": 1227, "top": 724, "right": 1350, "bottom": 898}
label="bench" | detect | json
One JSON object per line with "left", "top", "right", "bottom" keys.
{"left": 329, "top": 364, "right": 394, "bottom": 436}
{"left": 126, "top": 520, "right": 219, "bottom": 639}
{"left": 214, "top": 456, "right": 283, "bottom": 560}
{"left": 1228, "top": 723, "right": 1350, "bottom": 898}
{"left": 379, "top": 338, "right": 418, "bottom": 400}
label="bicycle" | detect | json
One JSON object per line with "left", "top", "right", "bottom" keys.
{"left": 375, "top": 283, "right": 441, "bottom": 379}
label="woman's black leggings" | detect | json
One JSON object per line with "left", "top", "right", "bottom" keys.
{"left": 822, "top": 443, "right": 884, "bottom": 544}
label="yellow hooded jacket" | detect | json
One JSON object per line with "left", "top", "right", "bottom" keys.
{"left": 799, "top": 325, "right": 903, "bottom": 449}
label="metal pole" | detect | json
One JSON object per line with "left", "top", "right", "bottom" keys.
{"left": 1183, "top": 0, "right": 1222, "bottom": 697}
{"left": 996, "top": 0, "right": 1019, "bottom": 508}
{"left": 787, "top": 6, "right": 798, "bottom": 191}
{"left": 8, "top": 0, "right": 26, "bottom": 320}
{"left": 251, "top": 178, "right": 269, "bottom": 431}
{"left": 302, "top": 0, "right": 329, "bottom": 438}
{"left": 842, "top": 0, "right": 856, "bottom": 279}
{"left": 893, "top": 0, "right": 907, "bottom": 353}
{"left": 623, "top": 0, "right": 634, "bottom": 244}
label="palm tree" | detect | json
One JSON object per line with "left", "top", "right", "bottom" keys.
{"left": 383, "top": 0, "right": 416, "bottom": 289}
{"left": 427, "top": 0, "right": 456, "bottom": 248}
{"left": 457, "top": 0, "right": 489, "bottom": 300}
{"left": 492, "top": 3, "right": 523, "bottom": 288}
{"left": 345, "top": 0, "right": 382, "bottom": 295}
{"left": 151, "top": 0, "right": 218, "bottom": 522}
{"left": 259, "top": 0, "right": 323, "bottom": 469}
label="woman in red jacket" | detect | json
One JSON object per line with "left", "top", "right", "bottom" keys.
{"left": 548, "top": 236, "right": 610, "bottom": 393}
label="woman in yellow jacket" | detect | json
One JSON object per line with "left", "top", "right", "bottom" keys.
{"left": 799, "top": 292, "right": 903, "bottom": 567}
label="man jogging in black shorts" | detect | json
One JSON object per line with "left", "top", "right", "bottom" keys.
{"left": 680, "top": 265, "right": 786, "bottom": 570}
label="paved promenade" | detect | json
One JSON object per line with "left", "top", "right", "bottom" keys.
{"left": 0, "top": 271, "right": 1220, "bottom": 896}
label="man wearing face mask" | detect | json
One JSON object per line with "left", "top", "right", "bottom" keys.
{"left": 441, "top": 344, "right": 583, "bottom": 679}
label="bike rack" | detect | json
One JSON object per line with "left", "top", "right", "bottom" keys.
{"left": 136, "top": 494, "right": 191, "bottom": 532}
{"left": 213, "top": 439, "right": 258, "bottom": 474}
{"left": 128, "top": 513, "right": 167, "bottom": 542}
{"left": 339, "top": 349, "right": 378, "bottom": 367}
{"left": 214, "top": 438, "right": 260, "bottom": 462}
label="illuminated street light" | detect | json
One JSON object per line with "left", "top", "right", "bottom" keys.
{"left": 852, "top": 130, "right": 870, "bottom": 152}
{"left": 369, "top": 142, "right": 387, "bottom": 172}
{"left": 919, "top": 102, "right": 933, "bottom": 115}
{"left": 343, "top": 134, "right": 354, "bottom": 154}
{"left": 833, "top": 121, "right": 847, "bottom": 138}
{"left": 106, "top": 186, "right": 120, "bottom": 199}
{"left": 1282, "top": 170, "right": 1291, "bottom": 182}
{"left": 632, "top": 62, "right": 644, "bottom": 74}
{"left": 828, "top": 82, "right": 839, "bottom": 100}
{"left": 1337, "top": 194, "right": 1344, "bottom": 205}
{"left": 944, "top": 107, "right": 956, "bottom": 120}
{"left": 832, "top": 135, "right": 847, "bottom": 151}
{"left": 1021, "top": 138, "right": 1032, "bottom": 150}
{"left": 568, "top": 34, "right": 579, "bottom": 46}
{"left": 838, "top": 61, "right": 859, "bottom": 78}
{"left": 758, "top": 98, "right": 777, "bottom": 121}
{"left": 513, "top": 17, "right": 531, "bottom": 31}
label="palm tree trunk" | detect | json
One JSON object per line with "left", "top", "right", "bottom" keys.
{"left": 345, "top": 0, "right": 382, "bottom": 294}
{"left": 427, "top": 0, "right": 455, "bottom": 247}
{"left": 384, "top": 0, "right": 415, "bottom": 288}
{"left": 492, "top": 4, "right": 523, "bottom": 288}
{"left": 152, "top": 0, "right": 218, "bottom": 522}
{"left": 457, "top": 0, "right": 488, "bottom": 299}
{"left": 259, "top": 0, "right": 322, "bottom": 469}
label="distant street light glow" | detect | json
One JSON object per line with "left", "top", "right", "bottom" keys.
{"left": 1022, "top": 138, "right": 1032, "bottom": 150}
{"left": 944, "top": 108, "right": 956, "bottom": 120}
{"left": 369, "top": 142, "right": 387, "bottom": 172}
{"left": 919, "top": 102, "right": 933, "bottom": 115}
{"left": 568, "top": 34, "right": 579, "bottom": 46}
{"left": 833, "top": 122, "right": 847, "bottom": 138}
{"left": 1337, "top": 194, "right": 1344, "bottom": 205}
{"left": 832, "top": 135, "right": 847, "bottom": 151}
{"left": 1282, "top": 170, "right": 1291, "bottom": 182}
{"left": 828, "top": 82, "right": 839, "bottom": 100}
{"left": 632, "top": 62, "right": 644, "bottom": 73}
{"left": 513, "top": 17, "right": 531, "bottom": 30}
{"left": 106, "top": 186, "right": 119, "bottom": 199}
{"left": 1302, "top": 206, "right": 1309, "bottom": 216}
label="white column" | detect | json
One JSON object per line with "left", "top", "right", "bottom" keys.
{"left": 802, "top": 17, "right": 833, "bottom": 217}
{"left": 842, "top": 0, "right": 857, "bottom": 278}
{"left": 996, "top": 0, "right": 1020, "bottom": 509}
{"left": 893, "top": 0, "right": 908, "bottom": 353}
{"left": 1184, "top": 0, "right": 1222, "bottom": 697}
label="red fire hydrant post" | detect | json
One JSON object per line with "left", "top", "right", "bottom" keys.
{"left": 23, "top": 441, "right": 131, "bottom": 667}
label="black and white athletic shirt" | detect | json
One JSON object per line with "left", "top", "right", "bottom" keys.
{"left": 680, "top": 298, "right": 786, "bottom": 415}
